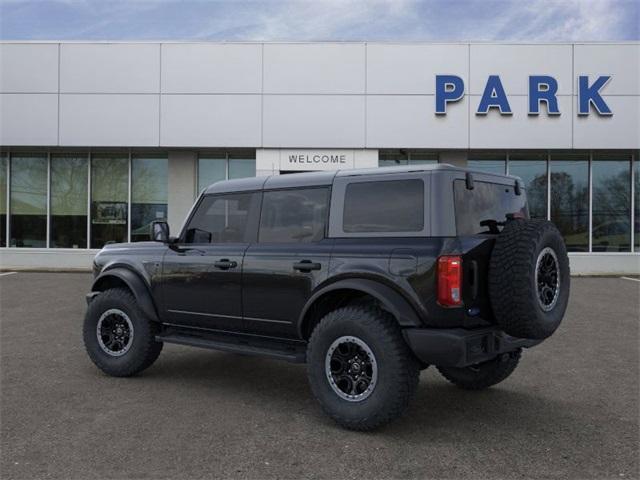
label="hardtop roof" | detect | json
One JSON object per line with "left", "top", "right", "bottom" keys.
{"left": 203, "top": 163, "right": 520, "bottom": 194}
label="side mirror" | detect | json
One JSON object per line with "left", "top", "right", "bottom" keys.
{"left": 151, "top": 221, "right": 170, "bottom": 243}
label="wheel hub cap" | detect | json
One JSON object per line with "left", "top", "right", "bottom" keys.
{"left": 535, "top": 247, "right": 560, "bottom": 312}
{"left": 96, "top": 308, "right": 134, "bottom": 357}
{"left": 325, "top": 336, "right": 378, "bottom": 402}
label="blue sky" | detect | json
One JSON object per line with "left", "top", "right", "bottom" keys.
{"left": 1, "top": 0, "right": 638, "bottom": 41}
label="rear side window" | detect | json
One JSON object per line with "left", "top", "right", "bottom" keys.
{"left": 454, "top": 180, "right": 529, "bottom": 235}
{"left": 343, "top": 179, "right": 424, "bottom": 233}
{"left": 259, "top": 188, "right": 329, "bottom": 243}
{"left": 184, "top": 192, "right": 259, "bottom": 244}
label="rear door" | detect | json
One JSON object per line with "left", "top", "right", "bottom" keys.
{"left": 241, "top": 187, "right": 333, "bottom": 338}
{"left": 161, "top": 192, "right": 261, "bottom": 331}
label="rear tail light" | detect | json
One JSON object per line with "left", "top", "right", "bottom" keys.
{"left": 437, "top": 256, "right": 462, "bottom": 307}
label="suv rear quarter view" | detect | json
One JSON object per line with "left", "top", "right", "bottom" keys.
{"left": 83, "top": 164, "right": 570, "bottom": 430}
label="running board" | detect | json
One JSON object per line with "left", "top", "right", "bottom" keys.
{"left": 156, "top": 328, "right": 307, "bottom": 363}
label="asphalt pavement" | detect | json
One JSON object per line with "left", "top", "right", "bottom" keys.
{"left": 0, "top": 273, "right": 638, "bottom": 480}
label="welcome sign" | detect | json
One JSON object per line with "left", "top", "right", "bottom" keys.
{"left": 280, "top": 150, "right": 356, "bottom": 171}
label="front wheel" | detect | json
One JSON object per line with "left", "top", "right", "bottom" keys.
{"left": 83, "top": 288, "right": 163, "bottom": 377}
{"left": 436, "top": 349, "right": 522, "bottom": 390}
{"left": 306, "top": 305, "right": 420, "bottom": 431}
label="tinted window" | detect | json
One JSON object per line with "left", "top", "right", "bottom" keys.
{"left": 184, "top": 193, "right": 258, "bottom": 244}
{"left": 509, "top": 153, "right": 547, "bottom": 220}
{"left": 343, "top": 179, "right": 424, "bottom": 233}
{"left": 10, "top": 154, "right": 47, "bottom": 247}
{"left": 454, "top": 180, "right": 528, "bottom": 235}
{"left": 592, "top": 154, "right": 631, "bottom": 252}
{"left": 259, "top": 188, "right": 329, "bottom": 243}
{"left": 131, "top": 156, "right": 168, "bottom": 242}
{"left": 50, "top": 155, "right": 88, "bottom": 248}
{"left": 91, "top": 154, "right": 128, "bottom": 248}
{"left": 550, "top": 155, "right": 589, "bottom": 252}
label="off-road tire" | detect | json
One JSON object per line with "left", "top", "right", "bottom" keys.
{"left": 307, "top": 305, "right": 420, "bottom": 431}
{"left": 489, "top": 219, "right": 570, "bottom": 340}
{"left": 83, "top": 288, "right": 163, "bottom": 377}
{"left": 437, "top": 349, "right": 521, "bottom": 390}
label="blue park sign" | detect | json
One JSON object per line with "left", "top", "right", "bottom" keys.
{"left": 435, "top": 75, "right": 613, "bottom": 116}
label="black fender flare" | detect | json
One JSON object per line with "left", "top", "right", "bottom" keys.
{"left": 297, "top": 278, "right": 423, "bottom": 337}
{"left": 91, "top": 267, "right": 160, "bottom": 322}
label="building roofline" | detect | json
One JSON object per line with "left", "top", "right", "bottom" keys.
{"left": 1, "top": 40, "right": 639, "bottom": 46}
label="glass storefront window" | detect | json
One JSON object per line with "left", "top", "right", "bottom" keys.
{"left": 468, "top": 152, "right": 506, "bottom": 175}
{"left": 10, "top": 154, "right": 47, "bottom": 248}
{"left": 379, "top": 150, "right": 408, "bottom": 168}
{"left": 408, "top": 152, "right": 438, "bottom": 165}
{"left": 198, "top": 156, "right": 226, "bottom": 193}
{"left": 0, "top": 154, "right": 6, "bottom": 247}
{"left": 228, "top": 152, "right": 256, "bottom": 180}
{"left": 50, "top": 155, "right": 88, "bottom": 248}
{"left": 198, "top": 151, "right": 256, "bottom": 194}
{"left": 379, "top": 150, "right": 437, "bottom": 167}
{"left": 592, "top": 154, "right": 632, "bottom": 252}
{"left": 550, "top": 154, "right": 589, "bottom": 252}
{"left": 508, "top": 153, "right": 548, "bottom": 220}
{"left": 91, "top": 154, "right": 128, "bottom": 248}
{"left": 131, "top": 155, "right": 168, "bottom": 242}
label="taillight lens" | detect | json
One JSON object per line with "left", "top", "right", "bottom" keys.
{"left": 437, "top": 256, "right": 462, "bottom": 307}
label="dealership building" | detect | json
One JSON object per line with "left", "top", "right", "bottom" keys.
{"left": 0, "top": 41, "right": 638, "bottom": 274}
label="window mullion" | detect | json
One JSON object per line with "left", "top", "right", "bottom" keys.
{"left": 127, "top": 150, "right": 132, "bottom": 243}
{"left": 630, "top": 152, "right": 635, "bottom": 253}
{"left": 87, "top": 152, "right": 91, "bottom": 249}
{"left": 546, "top": 152, "right": 551, "bottom": 221}
{"left": 6, "top": 151, "right": 10, "bottom": 247}
{"left": 46, "top": 151, "right": 51, "bottom": 249}
{"left": 588, "top": 150, "right": 593, "bottom": 253}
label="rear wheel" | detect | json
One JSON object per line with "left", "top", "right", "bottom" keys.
{"left": 307, "top": 305, "right": 420, "bottom": 431}
{"left": 83, "top": 288, "right": 163, "bottom": 377}
{"left": 437, "top": 349, "right": 521, "bottom": 390}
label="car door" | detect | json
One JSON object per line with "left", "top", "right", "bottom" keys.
{"left": 160, "top": 191, "right": 261, "bottom": 331}
{"left": 242, "top": 187, "right": 333, "bottom": 339}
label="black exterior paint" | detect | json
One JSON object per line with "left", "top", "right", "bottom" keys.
{"left": 89, "top": 165, "right": 527, "bottom": 363}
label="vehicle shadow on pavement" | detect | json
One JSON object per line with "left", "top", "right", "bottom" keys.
{"left": 126, "top": 346, "right": 600, "bottom": 438}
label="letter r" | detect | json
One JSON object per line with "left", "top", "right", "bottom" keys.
{"left": 529, "top": 76, "right": 560, "bottom": 115}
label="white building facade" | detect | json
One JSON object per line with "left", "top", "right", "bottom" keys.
{"left": 0, "top": 41, "right": 638, "bottom": 274}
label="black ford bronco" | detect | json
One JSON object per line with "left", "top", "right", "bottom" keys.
{"left": 84, "top": 164, "right": 570, "bottom": 430}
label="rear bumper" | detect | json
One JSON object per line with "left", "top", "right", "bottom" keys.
{"left": 402, "top": 327, "right": 541, "bottom": 368}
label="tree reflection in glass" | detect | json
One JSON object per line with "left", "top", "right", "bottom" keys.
{"left": 131, "top": 156, "right": 168, "bottom": 242}
{"left": 51, "top": 155, "right": 88, "bottom": 248}
{"left": 10, "top": 155, "right": 47, "bottom": 247}
{"left": 91, "top": 155, "right": 128, "bottom": 248}
{"left": 550, "top": 156, "right": 589, "bottom": 252}
{"left": 592, "top": 155, "right": 631, "bottom": 252}
{"left": 509, "top": 153, "right": 547, "bottom": 220}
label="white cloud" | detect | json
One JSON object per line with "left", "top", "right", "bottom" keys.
{"left": 490, "top": 0, "right": 632, "bottom": 41}
{"left": 0, "top": 0, "right": 637, "bottom": 41}
{"left": 194, "top": 0, "right": 636, "bottom": 42}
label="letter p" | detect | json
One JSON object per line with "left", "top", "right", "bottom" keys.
{"left": 435, "top": 75, "right": 464, "bottom": 115}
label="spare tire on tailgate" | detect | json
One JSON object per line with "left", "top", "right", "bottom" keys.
{"left": 489, "top": 219, "right": 570, "bottom": 340}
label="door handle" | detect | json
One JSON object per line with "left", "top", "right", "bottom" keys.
{"left": 293, "top": 260, "right": 321, "bottom": 272}
{"left": 213, "top": 259, "right": 238, "bottom": 270}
